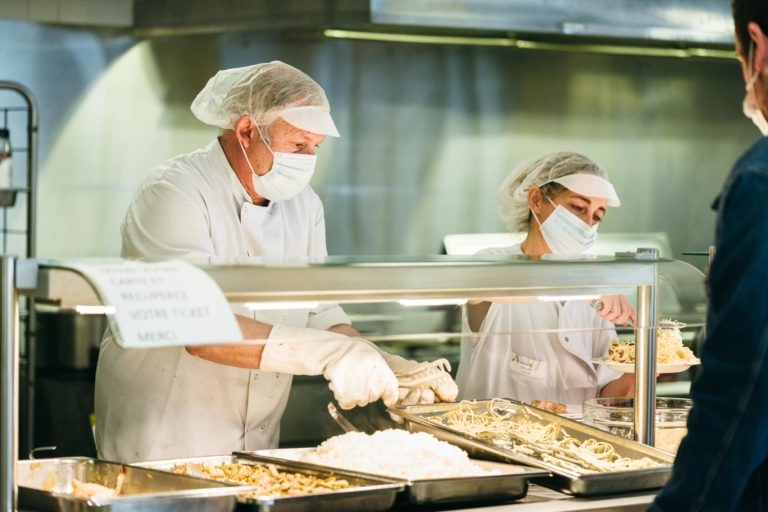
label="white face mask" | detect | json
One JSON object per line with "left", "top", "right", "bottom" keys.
{"left": 238, "top": 126, "right": 317, "bottom": 202}
{"left": 743, "top": 41, "right": 768, "bottom": 136}
{"left": 533, "top": 196, "right": 598, "bottom": 254}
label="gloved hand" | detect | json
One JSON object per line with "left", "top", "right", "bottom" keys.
{"left": 260, "top": 324, "right": 399, "bottom": 410}
{"left": 367, "top": 344, "right": 458, "bottom": 407}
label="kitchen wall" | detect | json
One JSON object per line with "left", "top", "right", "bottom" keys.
{"left": 0, "top": 20, "right": 754, "bottom": 268}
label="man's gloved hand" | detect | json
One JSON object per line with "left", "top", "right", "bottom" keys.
{"left": 259, "top": 324, "right": 399, "bottom": 410}
{"left": 366, "top": 345, "right": 458, "bottom": 408}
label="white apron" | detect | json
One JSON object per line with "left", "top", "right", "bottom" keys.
{"left": 96, "top": 139, "right": 348, "bottom": 462}
{"left": 456, "top": 244, "right": 620, "bottom": 405}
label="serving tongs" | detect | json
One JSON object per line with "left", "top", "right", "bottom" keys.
{"left": 327, "top": 402, "right": 360, "bottom": 433}
{"left": 658, "top": 319, "right": 687, "bottom": 329}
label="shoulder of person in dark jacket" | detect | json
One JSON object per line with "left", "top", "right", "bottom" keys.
{"left": 712, "top": 137, "right": 768, "bottom": 212}
{"left": 650, "top": 137, "right": 768, "bottom": 512}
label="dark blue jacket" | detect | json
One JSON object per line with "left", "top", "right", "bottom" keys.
{"left": 650, "top": 137, "right": 768, "bottom": 511}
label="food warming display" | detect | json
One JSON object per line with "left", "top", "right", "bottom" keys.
{"left": 251, "top": 440, "right": 548, "bottom": 506}
{"left": 299, "top": 429, "right": 492, "bottom": 480}
{"left": 389, "top": 399, "right": 675, "bottom": 495}
{"left": 137, "top": 454, "right": 403, "bottom": 512}
{"left": 16, "top": 457, "right": 243, "bottom": 512}
{"left": 5, "top": 254, "right": 706, "bottom": 510}
{"left": 170, "top": 462, "right": 352, "bottom": 497}
{"left": 433, "top": 399, "right": 662, "bottom": 474}
{"left": 69, "top": 472, "right": 125, "bottom": 498}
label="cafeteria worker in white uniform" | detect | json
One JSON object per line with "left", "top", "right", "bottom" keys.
{"left": 95, "top": 61, "right": 457, "bottom": 463}
{"left": 456, "top": 152, "right": 635, "bottom": 406}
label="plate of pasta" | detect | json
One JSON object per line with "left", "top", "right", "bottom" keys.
{"left": 593, "top": 320, "right": 700, "bottom": 374}
{"left": 593, "top": 360, "right": 698, "bottom": 374}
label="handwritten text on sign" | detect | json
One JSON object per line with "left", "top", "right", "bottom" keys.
{"left": 71, "top": 260, "right": 242, "bottom": 348}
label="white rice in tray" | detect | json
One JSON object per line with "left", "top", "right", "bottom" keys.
{"left": 300, "top": 429, "right": 493, "bottom": 480}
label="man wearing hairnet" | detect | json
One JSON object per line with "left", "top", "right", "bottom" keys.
{"left": 650, "top": 1, "right": 768, "bottom": 510}
{"left": 95, "top": 61, "right": 457, "bottom": 463}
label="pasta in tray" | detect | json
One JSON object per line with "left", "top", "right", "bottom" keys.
{"left": 430, "top": 399, "right": 662, "bottom": 474}
{"left": 607, "top": 320, "right": 699, "bottom": 365}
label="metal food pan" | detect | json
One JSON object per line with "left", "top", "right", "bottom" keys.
{"left": 246, "top": 447, "right": 550, "bottom": 506}
{"left": 135, "top": 454, "right": 404, "bottom": 512}
{"left": 17, "top": 456, "right": 242, "bottom": 512}
{"left": 388, "top": 400, "right": 676, "bottom": 496}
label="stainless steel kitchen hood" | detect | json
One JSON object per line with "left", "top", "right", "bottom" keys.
{"left": 369, "top": 0, "right": 734, "bottom": 46}
{"left": 131, "top": 0, "right": 369, "bottom": 36}
{"left": 1, "top": 0, "right": 736, "bottom": 52}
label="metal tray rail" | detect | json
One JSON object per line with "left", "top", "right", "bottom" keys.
{"left": 135, "top": 454, "right": 404, "bottom": 512}
{"left": 17, "top": 456, "right": 244, "bottom": 512}
{"left": 245, "top": 447, "right": 550, "bottom": 506}
{"left": 388, "top": 400, "right": 676, "bottom": 496}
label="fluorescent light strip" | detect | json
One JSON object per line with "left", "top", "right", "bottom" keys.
{"left": 245, "top": 301, "right": 320, "bottom": 311}
{"left": 323, "top": 29, "right": 735, "bottom": 60}
{"left": 537, "top": 295, "right": 600, "bottom": 302}
{"left": 398, "top": 298, "right": 468, "bottom": 307}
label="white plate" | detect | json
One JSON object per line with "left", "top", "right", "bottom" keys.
{"left": 593, "top": 359, "right": 700, "bottom": 374}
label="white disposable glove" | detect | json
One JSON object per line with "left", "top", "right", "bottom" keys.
{"left": 260, "top": 324, "right": 399, "bottom": 410}
{"left": 367, "top": 345, "right": 458, "bottom": 407}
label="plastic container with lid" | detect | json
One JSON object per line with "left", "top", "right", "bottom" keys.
{"left": 582, "top": 397, "right": 691, "bottom": 454}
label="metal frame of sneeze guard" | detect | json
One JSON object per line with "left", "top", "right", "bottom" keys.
{"left": 617, "top": 248, "right": 659, "bottom": 447}
{"left": 1, "top": 253, "right": 663, "bottom": 511}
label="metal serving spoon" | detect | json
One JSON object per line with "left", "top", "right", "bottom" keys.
{"left": 327, "top": 402, "right": 360, "bottom": 433}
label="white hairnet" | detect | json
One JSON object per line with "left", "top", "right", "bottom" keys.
{"left": 190, "top": 60, "right": 335, "bottom": 133}
{"left": 497, "top": 151, "right": 614, "bottom": 231}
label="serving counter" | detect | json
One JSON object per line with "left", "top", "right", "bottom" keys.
{"left": 1, "top": 253, "right": 706, "bottom": 510}
{"left": 15, "top": 482, "right": 657, "bottom": 511}
{"left": 450, "top": 485, "right": 655, "bottom": 511}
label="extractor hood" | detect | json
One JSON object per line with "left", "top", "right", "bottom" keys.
{"left": 1, "top": 0, "right": 736, "bottom": 52}
{"left": 369, "top": 0, "right": 734, "bottom": 46}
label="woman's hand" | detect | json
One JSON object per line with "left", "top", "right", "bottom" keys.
{"left": 592, "top": 295, "right": 636, "bottom": 326}
{"left": 599, "top": 372, "right": 635, "bottom": 397}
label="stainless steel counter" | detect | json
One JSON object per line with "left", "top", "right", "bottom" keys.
{"left": 430, "top": 484, "right": 655, "bottom": 511}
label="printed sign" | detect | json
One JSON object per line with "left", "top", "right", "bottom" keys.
{"left": 71, "top": 260, "right": 243, "bottom": 348}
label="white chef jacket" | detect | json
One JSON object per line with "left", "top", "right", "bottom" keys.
{"left": 456, "top": 244, "right": 621, "bottom": 405}
{"left": 95, "top": 138, "right": 350, "bottom": 462}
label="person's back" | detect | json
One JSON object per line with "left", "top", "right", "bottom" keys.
{"left": 650, "top": 3, "right": 768, "bottom": 508}
{"left": 651, "top": 136, "right": 768, "bottom": 511}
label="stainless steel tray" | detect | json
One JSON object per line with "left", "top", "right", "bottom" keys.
{"left": 17, "top": 456, "right": 242, "bottom": 511}
{"left": 135, "top": 454, "right": 404, "bottom": 512}
{"left": 388, "top": 400, "right": 676, "bottom": 496}
{"left": 247, "top": 447, "right": 550, "bottom": 506}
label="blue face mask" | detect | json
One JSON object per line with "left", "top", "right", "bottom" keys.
{"left": 533, "top": 197, "right": 598, "bottom": 254}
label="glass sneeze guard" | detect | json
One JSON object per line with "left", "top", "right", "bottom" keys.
{"left": 1, "top": 252, "right": 707, "bottom": 510}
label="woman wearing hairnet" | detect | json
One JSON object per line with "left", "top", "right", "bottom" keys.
{"left": 456, "top": 152, "right": 635, "bottom": 405}
{"left": 95, "top": 61, "right": 457, "bottom": 463}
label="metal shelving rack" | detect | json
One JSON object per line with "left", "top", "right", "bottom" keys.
{"left": 0, "top": 81, "right": 38, "bottom": 463}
